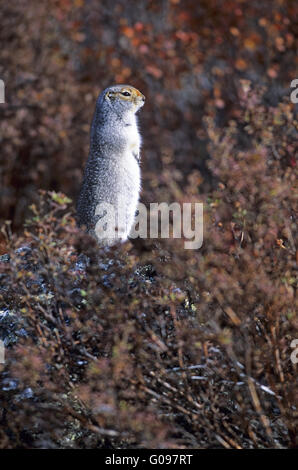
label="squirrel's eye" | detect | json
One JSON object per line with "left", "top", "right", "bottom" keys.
{"left": 121, "top": 91, "right": 131, "bottom": 97}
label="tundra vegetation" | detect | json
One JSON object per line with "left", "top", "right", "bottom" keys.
{"left": 0, "top": 0, "right": 297, "bottom": 448}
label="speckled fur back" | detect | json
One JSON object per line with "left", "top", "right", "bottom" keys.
{"left": 77, "top": 84, "right": 145, "bottom": 246}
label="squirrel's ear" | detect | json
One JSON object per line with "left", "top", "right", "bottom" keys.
{"left": 105, "top": 91, "right": 116, "bottom": 101}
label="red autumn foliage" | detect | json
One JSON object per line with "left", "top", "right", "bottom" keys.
{"left": 0, "top": 0, "right": 297, "bottom": 449}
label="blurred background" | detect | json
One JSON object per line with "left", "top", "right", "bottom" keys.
{"left": 0, "top": 1, "right": 297, "bottom": 448}
{"left": 0, "top": 0, "right": 296, "bottom": 231}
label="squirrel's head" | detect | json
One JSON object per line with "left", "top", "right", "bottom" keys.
{"left": 98, "top": 84, "right": 145, "bottom": 119}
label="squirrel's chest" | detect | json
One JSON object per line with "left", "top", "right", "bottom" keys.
{"left": 119, "top": 130, "right": 141, "bottom": 197}
{"left": 106, "top": 121, "right": 141, "bottom": 192}
{"left": 123, "top": 124, "right": 141, "bottom": 160}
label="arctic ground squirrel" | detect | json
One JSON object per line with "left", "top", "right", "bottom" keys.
{"left": 77, "top": 84, "right": 145, "bottom": 246}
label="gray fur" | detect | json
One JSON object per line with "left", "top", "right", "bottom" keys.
{"left": 76, "top": 84, "right": 145, "bottom": 246}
